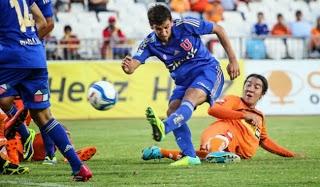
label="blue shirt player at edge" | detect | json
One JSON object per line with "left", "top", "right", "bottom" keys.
{"left": 121, "top": 4, "right": 240, "bottom": 166}
{"left": 0, "top": 0, "right": 92, "bottom": 181}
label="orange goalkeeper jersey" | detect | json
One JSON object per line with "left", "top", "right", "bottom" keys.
{"left": 208, "top": 95, "right": 295, "bottom": 159}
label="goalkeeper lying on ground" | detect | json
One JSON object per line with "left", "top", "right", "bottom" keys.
{"left": 142, "top": 74, "right": 300, "bottom": 163}
{"left": 1, "top": 99, "right": 96, "bottom": 166}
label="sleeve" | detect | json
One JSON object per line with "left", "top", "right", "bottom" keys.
{"left": 208, "top": 96, "right": 245, "bottom": 119}
{"left": 259, "top": 122, "right": 295, "bottom": 157}
{"left": 36, "top": 0, "right": 53, "bottom": 18}
{"left": 180, "top": 17, "right": 214, "bottom": 36}
{"left": 132, "top": 38, "right": 152, "bottom": 64}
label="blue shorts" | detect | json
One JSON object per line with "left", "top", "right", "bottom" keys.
{"left": 169, "top": 65, "right": 224, "bottom": 106}
{"left": 0, "top": 68, "right": 50, "bottom": 109}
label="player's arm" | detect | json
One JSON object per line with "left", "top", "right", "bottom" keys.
{"left": 30, "top": 3, "right": 47, "bottom": 34}
{"left": 259, "top": 123, "right": 295, "bottom": 157}
{"left": 208, "top": 96, "right": 244, "bottom": 119}
{"left": 38, "top": 17, "right": 54, "bottom": 39}
{"left": 212, "top": 25, "right": 240, "bottom": 80}
{"left": 121, "top": 56, "right": 141, "bottom": 74}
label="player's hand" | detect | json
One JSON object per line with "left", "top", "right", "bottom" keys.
{"left": 121, "top": 55, "right": 133, "bottom": 74}
{"left": 226, "top": 60, "right": 240, "bottom": 80}
{"left": 244, "top": 112, "right": 260, "bottom": 126}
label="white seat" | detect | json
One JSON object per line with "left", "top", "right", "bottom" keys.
{"left": 265, "top": 38, "right": 286, "bottom": 60}
{"left": 287, "top": 38, "right": 305, "bottom": 59}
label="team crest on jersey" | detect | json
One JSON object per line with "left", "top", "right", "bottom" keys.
{"left": 180, "top": 38, "right": 192, "bottom": 51}
{"left": 0, "top": 84, "right": 8, "bottom": 95}
{"left": 34, "top": 89, "right": 49, "bottom": 102}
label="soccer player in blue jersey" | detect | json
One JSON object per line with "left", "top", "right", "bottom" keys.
{"left": 0, "top": 0, "right": 92, "bottom": 181}
{"left": 6, "top": 0, "right": 58, "bottom": 165}
{"left": 121, "top": 4, "right": 240, "bottom": 166}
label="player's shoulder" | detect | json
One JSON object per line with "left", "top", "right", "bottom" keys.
{"left": 173, "top": 17, "right": 201, "bottom": 29}
{"left": 216, "top": 95, "right": 241, "bottom": 104}
{"left": 139, "top": 33, "right": 157, "bottom": 48}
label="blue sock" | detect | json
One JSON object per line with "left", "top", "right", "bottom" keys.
{"left": 40, "top": 129, "right": 56, "bottom": 158}
{"left": 164, "top": 100, "right": 194, "bottom": 134}
{"left": 41, "top": 118, "right": 81, "bottom": 173}
{"left": 173, "top": 124, "right": 196, "bottom": 157}
{"left": 6, "top": 106, "right": 30, "bottom": 144}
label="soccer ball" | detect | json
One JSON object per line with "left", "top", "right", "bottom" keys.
{"left": 87, "top": 81, "right": 118, "bottom": 111}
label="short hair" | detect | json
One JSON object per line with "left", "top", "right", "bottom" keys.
{"left": 296, "top": 10, "right": 302, "bottom": 16}
{"left": 147, "top": 4, "right": 172, "bottom": 26}
{"left": 257, "top": 12, "right": 264, "bottom": 17}
{"left": 244, "top": 74, "right": 268, "bottom": 95}
{"left": 64, "top": 25, "right": 72, "bottom": 32}
{"left": 277, "top": 13, "right": 283, "bottom": 19}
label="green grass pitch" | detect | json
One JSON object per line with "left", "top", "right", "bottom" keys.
{"left": 0, "top": 116, "right": 319, "bottom": 187}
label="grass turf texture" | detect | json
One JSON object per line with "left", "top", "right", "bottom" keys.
{"left": 0, "top": 116, "right": 319, "bottom": 187}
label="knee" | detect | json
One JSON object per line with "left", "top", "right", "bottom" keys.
{"left": 29, "top": 108, "right": 52, "bottom": 127}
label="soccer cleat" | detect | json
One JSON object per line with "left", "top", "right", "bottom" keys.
{"left": 205, "top": 151, "right": 241, "bottom": 163}
{"left": 76, "top": 146, "right": 97, "bottom": 162}
{"left": 23, "top": 128, "right": 35, "bottom": 161}
{"left": 169, "top": 156, "right": 201, "bottom": 166}
{"left": 1, "top": 161, "right": 29, "bottom": 175}
{"left": 42, "top": 156, "right": 57, "bottom": 165}
{"left": 73, "top": 164, "right": 93, "bottom": 182}
{"left": 142, "top": 146, "right": 163, "bottom": 160}
{"left": 145, "top": 107, "right": 165, "bottom": 142}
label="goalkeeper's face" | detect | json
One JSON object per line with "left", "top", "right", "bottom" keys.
{"left": 242, "top": 77, "right": 264, "bottom": 107}
{"left": 152, "top": 19, "right": 172, "bottom": 43}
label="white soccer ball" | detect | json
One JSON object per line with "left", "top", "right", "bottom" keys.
{"left": 87, "top": 81, "right": 118, "bottom": 111}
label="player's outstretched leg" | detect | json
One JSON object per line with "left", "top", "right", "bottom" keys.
{"left": 40, "top": 118, "right": 92, "bottom": 181}
{"left": 4, "top": 108, "right": 35, "bottom": 161}
{"left": 205, "top": 151, "right": 240, "bottom": 163}
{"left": 142, "top": 146, "right": 163, "bottom": 160}
{"left": 145, "top": 107, "right": 165, "bottom": 142}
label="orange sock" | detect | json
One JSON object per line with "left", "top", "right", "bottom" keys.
{"left": 6, "top": 138, "right": 20, "bottom": 165}
{"left": 160, "top": 149, "right": 182, "bottom": 161}
{"left": 209, "top": 135, "right": 229, "bottom": 152}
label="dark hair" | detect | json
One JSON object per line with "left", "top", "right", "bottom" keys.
{"left": 296, "top": 10, "right": 302, "bottom": 16}
{"left": 257, "top": 12, "right": 264, "bottom": 16}
{"left": 244, "top": 74, "right": 268, "bottom": 95}
{"left": 64, "top": 25, "right": 72, "bottom": 32}
{"left": 147, "top": 4, "right": 172, "bottom": 26}
{"left": 277, "top": 13, "right": 283, "bottom": 18}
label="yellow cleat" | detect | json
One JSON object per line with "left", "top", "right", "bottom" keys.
{"left": 145, "top": 107, "right": 165, "bottom": 142}
{"left": 169, "top": 156, "right": 201, "bottom": 166}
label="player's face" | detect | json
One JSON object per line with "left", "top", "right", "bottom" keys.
{"left": 152, "top": 19, "right": 172, "bottom": 43}
{"left": 242, "top": 77, "right": 264, "bottom": 107}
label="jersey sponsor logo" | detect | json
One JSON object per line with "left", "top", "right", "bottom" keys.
{"left": 166, "top": 47, "right": 198, "bottom": 72}
{"left": 34, "top": 89, "right": 49, "bottom": 102}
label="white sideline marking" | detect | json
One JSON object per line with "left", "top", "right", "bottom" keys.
{"left": 0, "top": 180, "right": 69, "bottom": 187}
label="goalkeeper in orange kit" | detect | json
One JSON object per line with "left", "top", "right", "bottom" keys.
{"left": 142, "top": 74, "right": 298, "bottom": 163}
{"left": 2, "top": 98, "right": 96, "bottom": 166}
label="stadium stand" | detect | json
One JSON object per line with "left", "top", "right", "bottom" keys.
{"left": 50, "top": 0, "right": 320, "bottom": 60}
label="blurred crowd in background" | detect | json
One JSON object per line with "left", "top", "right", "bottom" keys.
{"left": 44, "top": 0, "right": 320, "bottom": 60}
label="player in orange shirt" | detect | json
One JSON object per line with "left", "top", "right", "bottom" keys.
{"left": 142, "top": 74, "right": 297, "bottom": 163}
{"left": 2, "top": 99, "right": 96, "bottom": 166}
